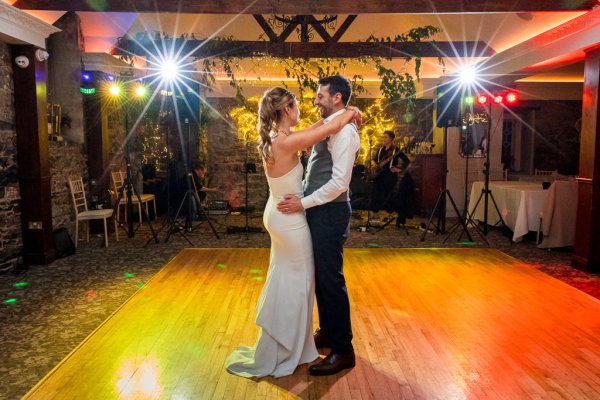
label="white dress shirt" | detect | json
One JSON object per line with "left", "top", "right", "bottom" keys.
{"left": 301, "top": 108, "right": 360, "bottom": 209}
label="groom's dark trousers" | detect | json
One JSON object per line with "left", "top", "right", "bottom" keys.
{"left": 306, "top": 201, "right": 354, "bottom": 355}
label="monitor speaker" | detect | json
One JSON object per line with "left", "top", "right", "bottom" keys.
{"left": 436, "top": 83, "right": 461, "bottom": 128}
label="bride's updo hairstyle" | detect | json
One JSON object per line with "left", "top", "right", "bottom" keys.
{"left": 257, "top": 87, "right": 296, "bottom": 162}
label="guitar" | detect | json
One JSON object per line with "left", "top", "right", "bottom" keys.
{"left": 369, "top": 150, "right": 398, "bottom": 179}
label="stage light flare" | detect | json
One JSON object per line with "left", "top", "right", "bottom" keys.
{"left": 477, "top": 95, "right": 489, "bottom": 105}
{"left": 494, "top": 95, "right": 504, "bottom": 104}
{"left": 506, "top": 91, "right": 519, "bottom": 104}
{"left": 134, "top": 85, "right": 147, "bottom": 98}
{"left": 458, "top": 65, "right": 478, "bottom": 85}
{"left": 108, "top": 83, "right": 121, "bottom": 96}
{"left": 159, "top": 59, "right": 181, "bottom": 82}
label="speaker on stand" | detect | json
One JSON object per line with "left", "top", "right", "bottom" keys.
{"left": 421, "top": 82, "right": 472, "bottom": 242}
{"left": 436, "top": 82, "right": 462, "bottom": 129}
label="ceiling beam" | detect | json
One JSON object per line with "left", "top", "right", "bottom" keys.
{"left": 12, "top": 0, "right": 598, "bottom": 14}
{"left": 112, "top": 39, "right": 494, "bottom": 59}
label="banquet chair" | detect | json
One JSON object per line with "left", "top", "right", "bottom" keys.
{"left": 68, "top": 176, "right": 118, "bottom": 248}
{"left": 111, "top": 171, "right": 156, "bottom": 224}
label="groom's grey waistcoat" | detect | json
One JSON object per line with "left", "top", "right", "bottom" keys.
{"left": 304, "top": 138, "right": 349, "bottom": 202}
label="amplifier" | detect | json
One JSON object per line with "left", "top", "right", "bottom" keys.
{"left": 207, "top": 199, "right": 229, "bottom": 211}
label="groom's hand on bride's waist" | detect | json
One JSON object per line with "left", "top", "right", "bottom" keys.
{"left": 277, "top": 195, "right": 304, "bottom": 214}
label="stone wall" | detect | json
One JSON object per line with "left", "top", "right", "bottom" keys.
{"left": 204, "top": 98, "right": 269, "bottom": 211}
{"left": 49, "top": 142, "right": 87, "bottom": 237}
{"left": 0, "top": 41, "right": 22, "bottom": 272}
{"left": 47, "top": 11, "right": 85, "bottom": 144}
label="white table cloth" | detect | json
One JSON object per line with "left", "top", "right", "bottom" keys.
{"left": 538, "top": 180, "right": 578, "bottom": 249}
{"left": 468, "top": 181, "right": 548, "bottom": 241}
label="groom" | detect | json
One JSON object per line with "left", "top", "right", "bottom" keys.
{"left": 278, "top": 74, "right": 360, "bottom": 375}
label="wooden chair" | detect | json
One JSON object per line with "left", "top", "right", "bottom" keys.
{"left": 111, "top": 171, "right": 156, "bottom": 224}
{"left": 68, "top": 176, "right": 118, "bottom": 247}
{"left": 534, "top": 168, "right": 557, "bottom": 177}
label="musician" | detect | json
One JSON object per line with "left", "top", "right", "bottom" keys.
{"left": 369, "top": 130, "right": 410, "bottom": 224}
{"left": 390, "top": 149, "right": 414, "bottom": 227}
{"left": 191, "top": 162, "right": 219, "bottom": 203}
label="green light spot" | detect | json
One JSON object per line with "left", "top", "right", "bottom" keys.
{"left": 216, "top": 264, "right": 226, "bottom": 269}
{"left": 253, "top": 277, "right": 264, "bottom": 281}
{"left": 13, "top": 281, "right": 28, "bottom": 288}
{"left": 456, "top": 242, "right": 476, "bottom": 246}
{"left": 136, "top": 284, "right": 145, "bottom": 289}
{"left": 367, "top": 243, "right": 380, "bottom": 247}
{"left": 249, "top": 269, "right": 261, "bottom": 274}
{"left": 79, "top": 87, "right": 96, "bottom": 94}
{"left": 3, "top": 298, "right": 17, "bottom": 304}
{"left": 124, "top": 273, "right": 135, "bottom": 278}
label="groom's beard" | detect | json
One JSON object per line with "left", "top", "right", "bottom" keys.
{"left": 317, "top": 101, "right": 334, "bottom": 119}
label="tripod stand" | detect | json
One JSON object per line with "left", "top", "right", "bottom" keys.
{"left": 227, "top": 130, "right": 262, "bottom": 239}
{"left": 445, "top": 141, "right": 487, "bottom": 244}
{"left": 112, "top": 114, "right": 159, "bottom": 243}
{"left": 163, "top": 119, "right": 220, "bottom": 244}
{"left": 464, "top": 108, "right": 508, "bottom": 239}
{"left": 420, "top": 127, "right": 473, "bottom": 242}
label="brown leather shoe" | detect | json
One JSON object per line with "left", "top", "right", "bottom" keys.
{"left": 308, "top": 351, "right": 355, "bottom": 376}
{"left": 313, "top": 330, "right": 331, "bottom": 348}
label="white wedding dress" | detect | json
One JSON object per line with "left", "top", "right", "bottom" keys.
{"left": 225, "top": 161, "right": 319, "bottom": 378}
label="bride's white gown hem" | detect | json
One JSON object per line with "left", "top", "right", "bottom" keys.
{"left": 225, "top": 162, "right": 319, "bottom": 378}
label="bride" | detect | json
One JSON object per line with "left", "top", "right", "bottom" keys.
{"left": 225, "top": 87, "right": 361, "bottom": 378}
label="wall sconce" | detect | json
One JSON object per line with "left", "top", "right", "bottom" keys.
{"left": 35, "top": 49, "right": 50, "bottom": 62}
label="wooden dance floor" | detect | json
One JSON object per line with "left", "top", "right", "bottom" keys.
{"left": 24, "top": 248, "right": 600, "bottom": 399}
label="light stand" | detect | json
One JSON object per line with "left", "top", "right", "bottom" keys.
{"left": 446, "top": 136, "right": 487, "bottom": 244}
{"left": 112, "top": 112, "right": 159, "bottom": 243}
{"left": 465, "top": 104, "right": 508, "bottom": 238}
{"left": 420, "top": 126, "right": 473, "bottom": 242}
{"left": 227, "top": 130, "right": 262, "bottom": 239}
{"left": 164, "top": 118, "right": 220, "bottom": 244}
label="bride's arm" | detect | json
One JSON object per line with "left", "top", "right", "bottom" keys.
{"left": 279, "top": 107, "right": 360, "bottom": 154}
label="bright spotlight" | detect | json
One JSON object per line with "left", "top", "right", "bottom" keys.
{"left": 506, "top": 91, "right": 519, "bottom": 104}
{"left": 459, "top": 66, "right": 478, "bottom": 85}
{"left": 134, "top": 85, "right": 147, "bottom": 98}
{"left": 108, "top": 83, "right": 121, "bottom": 96}
{"left": 159, "top": 60, "right": 181, "bottom": 81}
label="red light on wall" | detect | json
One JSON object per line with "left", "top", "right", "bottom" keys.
{"left": 493, "top": 95, "right": 504, "bottom": 104}
{"left": 476, "top": 95, "right": 488, "bottom": 105}
{"left": 505, "top": 91, "right": 518, "bottom": 104}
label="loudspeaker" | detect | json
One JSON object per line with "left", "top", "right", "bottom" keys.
{"left": 436, "top": 83, "right": 461, "bottom": 128}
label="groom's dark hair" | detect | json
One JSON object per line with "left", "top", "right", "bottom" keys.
{"left": 318, "top": 75, "right": 352, "bottom": 106}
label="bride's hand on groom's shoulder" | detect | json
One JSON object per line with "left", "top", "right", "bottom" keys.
{"left": 347, "top": 106, "right": 362, "bottom": 128}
